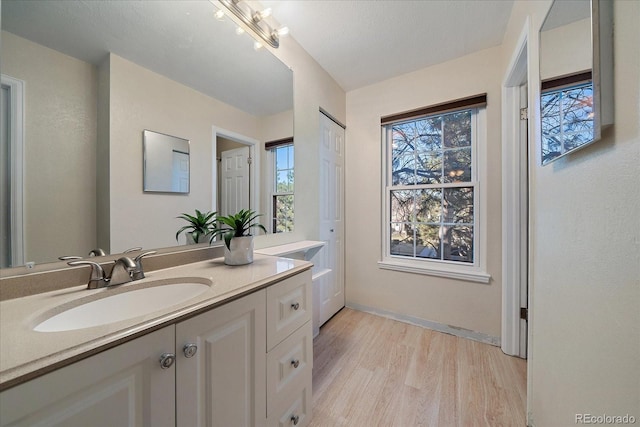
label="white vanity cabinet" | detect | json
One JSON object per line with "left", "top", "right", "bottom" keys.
{"left": 0, "top": 326, "right": 176, "bottom": 427}
{"left": 0, "top": 268, "right": 313, "bottom": 427}
{"left": 266, "top": 271, "right": 313, "bottom": 427}
{"left": 176, "top": 289, "right": 267, "bottom": 427}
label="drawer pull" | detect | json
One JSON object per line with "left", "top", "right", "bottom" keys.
{"left": 291, "top": 302, "right": 300, "bottom": 311}
{"left": 291, "top": 359, "right": 300, "bottom": 369}
{"left": 159, "top": 353, "right": 176, "bottom": 369}
{"left": 291, "top": 414, "right": 300, "bottom": 425}
{"left": 183, "top": 343, "right": 198, "bottom": 358}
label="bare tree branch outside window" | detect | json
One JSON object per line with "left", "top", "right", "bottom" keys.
{"left": 388, "top": 110, "right": 475, "bottom": 263}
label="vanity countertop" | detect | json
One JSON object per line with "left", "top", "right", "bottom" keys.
{"left": 0, "top": 254, "right": 312, "bottom": 391}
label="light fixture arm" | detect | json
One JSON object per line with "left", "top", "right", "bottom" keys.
{"left": 218, "top": 0, "right": 280, "bottom": 48}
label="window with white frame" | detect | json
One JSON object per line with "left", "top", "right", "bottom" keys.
{"left": 380, "top": 95, "right": 489, "bottom": 282}
{"left": 267, "top": 140, "right": 294, "bottom": 233}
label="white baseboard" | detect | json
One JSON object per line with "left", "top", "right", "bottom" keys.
{"left": 346, "top": 302, "right": 501, "bottom": 347}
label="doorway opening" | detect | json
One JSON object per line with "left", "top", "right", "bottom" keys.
{"left": 1, "top": 74, "right": 24, "bottom": 268}
{"left": 502, "top": 24, "right": 530, "bottom": 359}
{"left": 211, "top": 127, "right": 259, "bottom": 220}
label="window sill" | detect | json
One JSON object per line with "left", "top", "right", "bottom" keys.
{"left": 377, "top": 258, "right": 491, "bottom": 284}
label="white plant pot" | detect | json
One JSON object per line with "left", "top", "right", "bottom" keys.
{"left": 186, "top": 232, "right": 212, "bottom": 245}
{"left": 224, "top": 236, "right": 254, "bottom": 265}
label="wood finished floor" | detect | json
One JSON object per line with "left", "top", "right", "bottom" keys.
{"left": 309, "top": 308, "right": 527, "bottom": 427}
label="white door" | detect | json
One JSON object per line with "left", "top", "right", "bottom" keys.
{"left": 220, "top": 146, "right": 250, "bottom": 216}
{"left": 176, "top": 290, "right": 266, "bottom": 427}
{"left": 0, "top": 326, "right": 175, "bottom": 427}
{"left": 172, "top": 150, "right": 190, "bottom": 192}
{"left": 318, "top": 112, "right": 345, "bottom": 326}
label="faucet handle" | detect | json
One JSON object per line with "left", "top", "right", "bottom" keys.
{"left": 59, "top": 255, "right": 83, "bottom": 261}
{"left": 68, "top": 260, "right": 107, "bottom": 289}
{"left": 131, "top": 251, "right": 157, "bottom": 280}
{"left": 123, "top": 247, "right": 143, "bottom": 253}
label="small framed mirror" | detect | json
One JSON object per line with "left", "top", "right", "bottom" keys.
{"left": 143, "top": 130, "right": 190, "bottom": 193}
{"left": 539, "top": 0, "right": 614, "bottom": 165}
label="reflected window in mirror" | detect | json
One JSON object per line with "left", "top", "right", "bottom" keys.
{"left": 541, "top": 72, "right": 594, "bottom": 164}
{"left": 266, "top": 138, "right": 294, "bottom": 233}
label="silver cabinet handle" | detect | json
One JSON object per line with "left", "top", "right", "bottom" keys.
{"left": 291, "top": 359, "right": 300, "bottom": 369}
{"left": 183, "top": 343, "right": 198, "bottom": 358}
{"left": 159, "top": 353, "right": 176, "bottom": 369}
{"left": 291, "top": 415, "right": 300, "bottom": 425}
{"left": 291, "top": 302, "right": 300, "bottom": 311}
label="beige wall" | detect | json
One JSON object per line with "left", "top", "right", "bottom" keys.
{"left": 540, "top": 18, "right": 592, "bottom": 80}
{"left": 252, "top": 31, "right": 346, "bottom": 249}
{"left": 107, "top": 54, "right": 263, "bottom": 252}
{"left": 344, "top": 46, "right": 504, "bottom": 339}
{"left": 503, "top": 1, "right": 640, "bottom": 425}
{"left": 1, "top": 31, "right": 97, "bottom": 263}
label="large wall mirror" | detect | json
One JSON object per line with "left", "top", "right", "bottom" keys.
{"left": 539, "top": 0, "right": 613, "bottom": 165}
{"left": 0, "top": 0, "right": 293, "bottom": 270}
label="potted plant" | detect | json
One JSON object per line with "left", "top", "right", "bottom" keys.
{"left": 175, "top": 209, "right": 216, "bottom": 244}
{"left": 210, "top": 209, "right": 267, "bottom": 265}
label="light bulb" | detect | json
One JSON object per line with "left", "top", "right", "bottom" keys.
{"left": 277, "top": 26, "right": 289, "bottom": 36}
{"left": 214, "top": 9, "right": 225, "bottom": 21}
{"left": 259, "top": 8, "right": 272, "bottom": 19}
{"left": 254, "top": 41, "right": 263, "bottom": 50}
{"left": 235, "top": 26, "right": 245, "bottom": 35}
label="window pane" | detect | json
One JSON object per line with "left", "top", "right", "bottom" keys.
{"left": 443, "top": 148, "right": 471, "bottom": 183}
{"left": 392, "top": 124, "right": 416, "bottom": 157}
{"left": 542, "top": 136, "right": 562, "bottom": 163}
{"left": 416, "top": 224, "right": 440, "bottom": 259}
{"left": 415, "top": 117, "right": 442, "bottom": 151}
{"left": 562, "top": 86, "right": 593, "bottom": 133}
{"left": 277, "top": 171, "right": 293, "bottom": 192}
{"left": 274, "top": 195, "right": 294, "bottom": 233}
{"left": 442, "top": 225, "right": 473, "bottom": 263}
{"left": 276, "top": 146, "right": 289, "bottom": 170}
{"left": 288, "top": 146, "right": 294, "bottom": 168}
{"left": 443, "top": 187, "right": 473, "bottom": 224}
{"left": 390, "top": 223, "right": 414, "bottom": 257}
{"left": 391, "top": 190, "right": 414, "bottom": 223}
{"left": 415, "top": 189, "right": 441, "bottom": 223}
{"left": 415, "top": 152, "right": 442, "bottom": 184}
{"left": 443, "top": 111, "right": 471, "bottom": 148}
{"left": 392, "top": 154, "right": 415, "bottom": 185}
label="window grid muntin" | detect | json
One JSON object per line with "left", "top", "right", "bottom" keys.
{"left": 385, "top": 109, "right": 477, "bottom": 265}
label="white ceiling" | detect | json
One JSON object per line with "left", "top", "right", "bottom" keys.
{"left": 262, "top": 0, "right": 515, "bottom": 91}
{"left": 1, "top": 0, "right": 293, "bottom": 117}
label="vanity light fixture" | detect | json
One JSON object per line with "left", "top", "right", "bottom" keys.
{"left": 217, "top": 0, "right": 285, "bottom": 48}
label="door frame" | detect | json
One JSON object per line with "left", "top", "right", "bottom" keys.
{"left": 211, "top": 126, "right": 259, "bottom": 217}
{"left": 501, "top": 19, "right": 530, "bottom": 358}
{"left": 1, "top": 74, "right": 25, "bottom": 267}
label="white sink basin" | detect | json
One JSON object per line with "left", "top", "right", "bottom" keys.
{"left": 34, "top": 281, "right": 211, "bottom": 332}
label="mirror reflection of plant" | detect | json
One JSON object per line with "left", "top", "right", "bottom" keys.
{"left": 175, "top": 210, "right": 217, "bottom": 243}
{"left": 210, "top": 209, "right": 267, "bottom": 249}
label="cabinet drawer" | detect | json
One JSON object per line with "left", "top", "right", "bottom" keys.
{"left": 266, "top": 270, "right": 312, "bottom": 351}
{"left": 267, "top": 382, "right": 311, "bottom": 427}
{"left": 267, "top": 321, "right": 312, "bottom": 415}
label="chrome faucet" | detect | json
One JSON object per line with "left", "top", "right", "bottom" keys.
{"left": 68, "top": 256, "right": 137, "bottom": 289}
{"left": 109, "top": 257, "right": 137, "bottom": 285}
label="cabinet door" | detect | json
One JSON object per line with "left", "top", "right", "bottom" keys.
{"left": 0, "top": 326, "right": 175, "bottom": 427}
{"left": 176, "top": 290, "right": 267, "bottom": 427}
